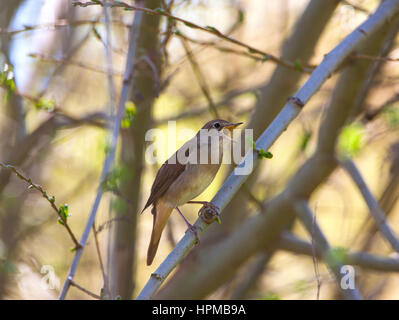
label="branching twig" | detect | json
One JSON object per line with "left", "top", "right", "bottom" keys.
{"left": 0, "top": 162, "right": 81, "bottom": 250}
{"left": 72, "top": 0, "right": 314, "bottom": 73}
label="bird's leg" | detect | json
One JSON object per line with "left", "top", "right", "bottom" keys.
{"left": 174, "top": 206, "right": 200, "bottom": 244}
{"left": 187, "top": 201, "right": 221, "bottom": 224}
{"left": 187, "top": 201, "right": 220, "bottom": 213}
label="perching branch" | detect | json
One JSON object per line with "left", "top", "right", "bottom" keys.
{"left": 136, "top": 0, "right": 399, "bottom": 299}
{"left": 58, "top": 8, "right": 144, "bottom": 300}
{"left": 340, "top": 158, "right": 399, "bottom": 252}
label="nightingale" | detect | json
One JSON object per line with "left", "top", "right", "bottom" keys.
{"left": 142, "top": 119, "right": 243, "bottom": 265}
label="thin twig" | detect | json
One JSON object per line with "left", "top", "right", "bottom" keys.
{"left": 0, "top": 162, "right": 81, "bottom": 250}
{"left": 294, "top": 200, "right": 362, "bottom": 300}
{"left": 58, "top": 8, "right": 144, "bottom": 300}
{"left": 69, "top": 279, "right": 101, "bottom": 299}
{"left": 310, "top": 207, "right": 321, "bottom": 300}
{"left": 72, "top": 0, "right": 314, "bottom": 73}
{"left": 28, "top": 52, "right": 124, "bottom": 76}
{"left": 0, "top": 19, "right": 130, "bottom": 36}
{"left": 92, "top": 223, "right": 108, "bottom": 295}
{"left": 180, "top": 38, "right": 219, "bottom": 118}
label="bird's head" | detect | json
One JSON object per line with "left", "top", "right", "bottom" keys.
{"left": 201, "top": 119, "right": 243, "bottom": 133}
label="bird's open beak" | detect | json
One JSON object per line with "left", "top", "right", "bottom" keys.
{"left": 222, "top": 122, "right": 243, "bottom": 132}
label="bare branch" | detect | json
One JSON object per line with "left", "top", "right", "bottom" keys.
{"left": 341, "top": 159, "right": 399, "bottom": 252}
{"left": 279, "top": 232, "right": 399, "bottom": 272}
{"left": 58, "top": 8, "right": 144, "bottom": 300}
{"left": 72, "top": 0, "right": 314, "bottom": 73}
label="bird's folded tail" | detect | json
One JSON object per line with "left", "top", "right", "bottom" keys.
{"left": 147, "top": 201, "right": 173, "bottom": 266}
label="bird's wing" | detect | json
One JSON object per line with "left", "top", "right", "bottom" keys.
{"left": 141, "top": 159, "right": 186, "bottom": 213}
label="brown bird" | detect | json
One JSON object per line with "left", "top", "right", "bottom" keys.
{"left": 142, "top": 119, "right": 243, "bottom": 265}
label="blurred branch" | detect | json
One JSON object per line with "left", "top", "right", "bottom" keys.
{"left": 137, "top": 0, "right": 399, "bottom": 299}
{"left": 294, "top": 200, "right": 362, "bottom": 299}
{"left": 341, "top": 0, "right": 371, "bottom": 14}
{"left": 72, "top": 0, "right": 314, "bottom": 73}
{"left": 341, "top": 159, "right": 399, "bottom": 252}
{"left": 279, "top": 232, "right": 399, "bottom": 272}
{"left": 0, "top": 19, "right": 130, "bottom": 36}
{"left": 155, "top": 86, "right": 258, "bottom": 124}
{"left": 28, "top": 52, "right": 124, "bottom": 76}
{"left": 361, "top": 92, "right": 399, "bottom": 122}
{"left": 0, "top": 162, "right": 81, "bottom": 250}
{"left": 352, "top": 53, "right": 399, "bottom": 63}
{"left": 58, "top": 8, "right": 144, "bottom": 300}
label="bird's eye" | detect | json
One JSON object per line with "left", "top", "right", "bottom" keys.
{"left": 214, "top": 122, "right": 220, "bottom": 129}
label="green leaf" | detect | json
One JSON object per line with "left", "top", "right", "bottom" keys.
{"left": 36, "top": 98, "right": 56, "bottom": 112}
{"left": 183, "top": 21, "right": 196, "bottom": 28}
{"left": 238, "top": 9, "right": 245, "bottom": 23}
{"left": 173, "top": 29, "right": 182, "bottom": 36}
{"left": 326, "top": 247, "right": 348, "bottom": 267}
{"left": 261, "top": 55, "right": 270, "bottom": 63}
{"left": 338, "top": 122, "right": 365, "bottom": 157}
{"left": 258, "top": 149, "right": 273, "bottom": 159}
{"left": 58, "top": 204, "right": 69, "bottom": 225}
{"left": 205, "top": 26, "right": 219, "bottom": 34}
{"left": 154, "top": 7, "right": 166, "bottom": 14}
{"left": 299, "top": 130, "right": 312, "bottom": 152}
{"left": 294, "top": 59, "right": 303, "bottom": 71}
{"left": 121, "top": 101, "right": 137, "bottom": 129}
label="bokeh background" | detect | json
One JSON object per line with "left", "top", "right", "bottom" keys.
{"left": 1, "top": 0, "right": 399, "bottom": 299}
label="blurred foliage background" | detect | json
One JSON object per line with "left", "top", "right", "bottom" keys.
{"left": 0, "top": 0, "right": 399, "bottom": 300}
